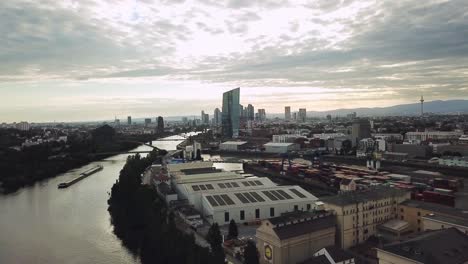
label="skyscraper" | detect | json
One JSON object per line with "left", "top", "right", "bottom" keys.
{"left": 222, "top": 88, "right": 240, "bottom": 138}
{"left": 352, "top": 119, "right": 371, "bottom": 146}
{"left": 247, "top": 104, "right": 255, "bottom": 121}
{"left": 298, "top": 108, "right": 307, "bottom": 123}
{"left": 157, "top": 116, "right": 164, "bottom": 133}
{"left": 285, "top": 106, "right": 291, "bottom": 120}
{"left": 214, "top": 108, "right": 222, "bottom": 125}
{"left": 257, "top": 109, "right": 266, "bottom": 122}
{"left": 127, "top": 116, "right": 132, "bottom": 125}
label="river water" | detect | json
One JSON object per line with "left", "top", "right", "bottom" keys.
{"left": 0, "top": 135, "right": 188, "bottom": 264}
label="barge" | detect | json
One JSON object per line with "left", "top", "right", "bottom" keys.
{"left": 58, "top": 165, "right": 103, "bottom": 188}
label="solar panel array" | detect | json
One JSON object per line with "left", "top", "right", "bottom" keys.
{"left": 218, "top": 181, "right": 240, "bottom": 189}
{"left": 234, "top": 191, "right": 266, "bottom": 204}
{"left": 289, "top": 188, "right": 307, "bottom": 198}
{"left": 206, "top": 194, "right": 235, "bottom": 207}
{"left": 240, "top": 180, "right": 264, "bottom": 187}
{"left": 191, "top": 184, "right": 214, "bottom": 191}
{"left": 261, "top": 190, "right": 295, "bottom": 201}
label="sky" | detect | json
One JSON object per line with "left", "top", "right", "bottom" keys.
{"left": 1, "top": 0, "right": 468, "bottom": 122}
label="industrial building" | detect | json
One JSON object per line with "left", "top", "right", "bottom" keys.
{"left": 256, "top": 211, "right": 336, "bottom": 264}
{"left": 166, "top": 161, "right": 320, "bottom": 225}
{"left": 263, "top": 142, "right": 300, "bottom": 153}
{"left": 322, "top": 186, "right": 410, "bottom": 249}
{"left": 219, "top": 141, "right": 248, "bottom": 151}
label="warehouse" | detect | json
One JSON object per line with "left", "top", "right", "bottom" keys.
{"left": 175, "top": 177, "right": 277, "bottom": 210}
{"left": 201, "top": 185, "right": 319, "bottom": 224}
{"left": 263, "top": 142, "right": 300, "bottom": 153}
{"left": 219, "top": 141, "right": 248, "bottom": 151}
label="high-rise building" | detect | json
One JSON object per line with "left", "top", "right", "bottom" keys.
{"left": 214, "top": 108, "right": 222, "bottom": 125}
{"left": 247, "top": 104, "right": 255, "bottom": 121}
{"left": 201, "top": 110, "right": 209, "bottom": 124}
{"left": 257, "top": 109, "right": 266, "bottom": 122}
{"left": 326, "top": 114, "right": 332, "bottom": 122}
{"left": 127, "top": 116, "right": 132, "bottom": 125}
{"left": 222, "top": 88, "right": 240, "bottom": 138}
{"left": 144, "top": 118, "right": 152, "bottom": 126}
{"left": 351, "top": 118, "right": 371, "bottom": 146}
{"left": 157, "top": 116, "right": 164, "bottom": 133}
{"left": 239, "top": 104, "right": 244, "bottom": 121}
{"left": 285, "top": 106, "right": 291, "bottom": 120}
{"left": 16, "top": 121, "right": 30, "bottom": 131}
{"left": 298, "top": 108, "right": 307, "bottom": 123}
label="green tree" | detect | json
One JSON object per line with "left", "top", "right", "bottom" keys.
{"left": 228, "top": 219, "right": 238, "bottom": 240}
{"left": 243, "top": 241, "right": 259, "bottom": 264}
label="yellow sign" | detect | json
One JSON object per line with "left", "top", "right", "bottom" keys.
{"left": 264, "top": 244, "right": 273, "bottom": 262}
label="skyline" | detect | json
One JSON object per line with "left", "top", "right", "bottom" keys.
{"left": 2, "top": 0, "right": 468, "bottom": 122}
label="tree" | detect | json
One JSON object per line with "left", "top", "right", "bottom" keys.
{"left": 228, "top": 219, "right": 238, "bottom": 240}
{"left": 206, "top": 223, "right": 225, "bottom": 263}
{"left": 341, "top": 139, "right": 352, "bottom": 155}
{"left": 243, "top": 241, "right": 259, "bottom": 264}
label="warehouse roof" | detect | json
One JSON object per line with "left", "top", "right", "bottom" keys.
{"left": 220, "top": 141, "right": 248, "bottom": 145}
{"left": 181, "top": 177, "right": 277, "bottom": 194}
{"left": 269, "top": 211, "right": 335, "bottom": 240}
{"left": 422, "top": 214, "right": 468, "bottom": 227}
{"left": 203, "top": 186, "right": 318, "bottom": 211}
{"left": 264, "top": 142, "right": 297, "bottom": 147}
{"left": 380, "top": 228, "right": 468, "bottom": 264}
{"left": 400, "top": 200, "right": 468, "bottom": 219}
{"left": 322, "top": 186, "right": 408, "bottom": 206}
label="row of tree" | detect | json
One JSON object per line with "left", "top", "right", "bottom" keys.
{"left": 108, "top": 150, "right": 221, "bottom": 264}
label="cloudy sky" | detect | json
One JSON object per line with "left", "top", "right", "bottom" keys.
{"left": 1, "top": 0, "right": 468, "bottom": 122}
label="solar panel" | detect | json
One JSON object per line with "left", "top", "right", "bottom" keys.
{"left": 290, "top": 188, "right": 307, "bottom": 198}
{"left": 270, "top": 190, "right": 286, "bottom": 200}
{"left": 221, "top": 194, "right": 235, "bottom": 205}
{"left": 250, "top": 192, "right": 265, "bottom": 202}
{"left": 218, "top": 183, "right": 226, "bottom": 189}
{"left": 262, "top": 191, "right": 278, "bottom": 201}
{"left": 199, "top": 185, "right": 207, "bottom": 190}
{"left": 213, "top": 195, "right": 226, "bottom": 206}
{"left": 225, "top": 182, "right": 232, "bottom": 188}
{"left": 243, "top": 192, "right": 257, "bottom": 203}
{"left": 277, "top": 189, "right": 293, "bottom": 199}
{"left": 206, "top": 196, "right": 218, "bottom": 207}
{"left": 206, "top": 184, "right": 214, "bottom": 190}
{"left": 254, "top": 180, "right": 263, "bottom": 186}
{"left": 231, "top": 182, "right": 240, "bottom": 187}
{"left": 235, "top": 193, "right": 250, "bottom": 203}
{"left": 241, "top": 181, "right": 250, "bottom": 187}
{"left": 192, "top": 185, "right": 200, "bottom": 191}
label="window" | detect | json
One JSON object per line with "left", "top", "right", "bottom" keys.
{"left": 225, "top": 212, "right": 230, "bottom": 222}
{"left": 417, "top": 219, "right": 421, "bottom": 224}
{"left": 294, "top": 205, "right": 298, "bottom": 211}
{"left": 255, "top": 209, "right": 260, "bottom": 219}
{"left": 270, "top": 207, "right": 275, "bottom": 217}
{"left": 400, "top": 208, "right": 404, "bottom": 212}
{"left": 417, "top": 228, "right": 421, "bottom": 232}
{"left": 240, "top": 210, "right": 245, "bottom": 221}
{"left": 400, "top": 216, "right": 404, "bottom": 220}
{"left": 307, "top": 204, "right": 311, "bottom": 210}
{"left": 417, "top": 212, "right": 421, "bottom": 216}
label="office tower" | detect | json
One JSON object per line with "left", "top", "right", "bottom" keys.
{"left": 182, "top": 117, "right": 188, "bottom": 124}
{"left": 257, "top": 109, "right": 266, "bottom": 122}
{"left": 347, "top": 112, "right": 357, "bottom": 120}
{"left": 420, "top": 95, "right": 424, "bottom": 116}
{"left": 326, "top": 114, "right": 332, "bottom": 122}
{"left": 293, "top": 112, "right": 297, "bottom": 121}
{"left": 298, "top": 108, "right": 307, "bottom": 123}
{"left": 352, "top": 118, "right": 372, "bottom": 146}
{"left": 127, "top": 116, "right": 132, "bottom": 125}
{"left": 157, "top": 116, "right": 164, "bottom": 133}
{"left": 214, "top": 108, "right": 222, "bottom": 125}
{"left": 239, "top": 104, "right": 244, "bottom": 121}
{"left": 285, "top": 106, "right": 291, "bottom": 120}
{"left": 247, "top": 104, "right": 255, "bottom": 121}
{"left": 222, "top": 88, "right": 240, "bottom": 138}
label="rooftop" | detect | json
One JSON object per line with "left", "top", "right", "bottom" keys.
{"left": 400, "top": 200, "right": 468, "bottom": 219}
{"left": 323, "top": 246, "right": 355, "bottom": 263}
{"left": 268, "top": 211, "right": 336, "bottom": 240}
{"left": 422, "top": 214, "right": 468, "bottom": 228}
{"left": 264, "top": 142, "right": 297, "bottom": 147}
{"left": 220, "top": 141, "right": 248, "bottom": 145}
{"left": 380, "top": 228, "right": 468, "bottom": 264}
{"left": 322, "top": 186, "right": 409, "bottom": 206}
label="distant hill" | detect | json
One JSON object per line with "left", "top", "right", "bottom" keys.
{"left": 263, "top": 100, "right": 468, "bottom": 118}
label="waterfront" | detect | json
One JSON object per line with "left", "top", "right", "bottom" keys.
{"left": 0, "top": 135, "right": 187, "bottom": 264}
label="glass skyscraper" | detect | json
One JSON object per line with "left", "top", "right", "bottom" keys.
{"left": 222, "top": 88, "right": 240, "bottom": 138}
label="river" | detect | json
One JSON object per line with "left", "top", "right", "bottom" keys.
{"left": 0, "top": 135, "right": 189, "bottom": 264}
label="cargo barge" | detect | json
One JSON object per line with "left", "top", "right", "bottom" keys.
{"left": 58, "top": 165, "right": 103, "bottom": 188}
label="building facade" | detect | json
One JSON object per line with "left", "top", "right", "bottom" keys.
{"left": 222, "top": 88, "right": 240, "bottom": 138}
{"left": 323, "top": 187, "right": 410, "bottom": 249}
{"left": 285, "top": 106, "right": 291, "bottom": 120}
{"left": 256, "top": 211, "right": 336, "bottom": 264}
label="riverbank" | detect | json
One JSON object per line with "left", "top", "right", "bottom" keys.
{"left": 0, "top": 133, "right": 173, "bottom": 194}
